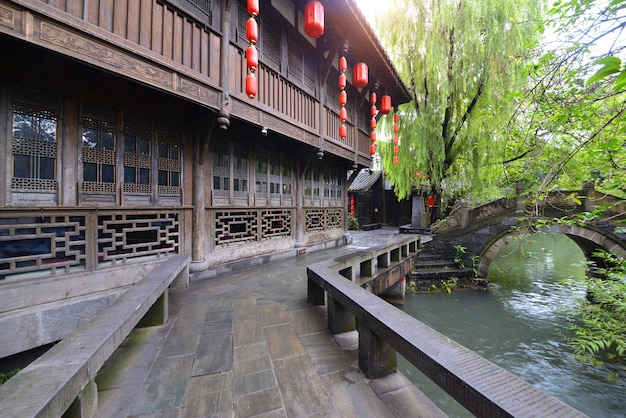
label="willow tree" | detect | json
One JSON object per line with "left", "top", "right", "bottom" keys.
{"left": 375, "top": 0, "right": 544, "bottom": 215}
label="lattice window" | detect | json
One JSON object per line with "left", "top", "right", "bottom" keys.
{"left": 269, "top": 156, "right": 281, "bottom": 196}
{"left": 186, "top": 0, "right": 212, "bottom": 23}
{"left": 123, "top": 126, "right": 152, "bottom": 194}
{"left": 326, "top": 69, "right": 339, "bottom": 111}
{"left": 212, "top": 144, "right": 230, "bottom": 197}
{"left": 97, "top": 212, "right": 179, "bottom": 265}
{"left": 326, "top": 208, "right": 343, "bottom": 229}
{"left": 236, "top": 0, "right": 249, "bottom": 44}
{"left": 304, "top": 55, "right": 317, "bottom": 93}
{"left": 215, "top": 211, "right": 258, "bottom": 246}
{"left": 233, "top": 145, "right": 248, "bottom": 198}
{"left": 305, "top": 208, "right": 325, "bottom": 232}
{"left": 11, "top": 102, "right": 58, "bottom": 191}
{"left": 288, "top": 41, "right": 303, "bottom": 83}
{"left": 81, "top": 117, "right": 117, "bottom": 193}
{"left": 255, "top": 150, "right": 268, "bottom": 197}
{"left": 262, "top": 210, "right": 291, "bottom": 239}
{"left": 304, "top": 163, "right": 321, "bottom": 201}
{"left": 0, "top": 214, "right": 86, "bottom": 279}
{"left": 282, "top": 164, "right": 292, "bottom": 195}
{"left": 157, "top": 130, "right": 182, "bottom": 195}
{"left": 261, "top": 19, "right": 281, "bottom": 70}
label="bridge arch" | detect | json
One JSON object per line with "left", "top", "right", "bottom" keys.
{"left": 477, "top": 224, "right": 626, "bottom": 278}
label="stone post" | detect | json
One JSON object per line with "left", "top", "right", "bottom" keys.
{"left": 358, "top": 323, "right": 397, "bottom": 378}
{"left": 515, "top": 182, "right": 526, "bottom": 211}
{"left": 582, "top": 180, "right": 595, "bottom": 212}
{"left": 412, "top": 195, "right": 427, "bottom": 228}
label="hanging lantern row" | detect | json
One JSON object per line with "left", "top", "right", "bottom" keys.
{"left": 338, "top": 54, "right": 348, "bottom": 140}
{"left": 304, "top": 1, "right": 324, "bottom": 38}
{"left": 349, "top": 194, "right": 355, "bottom": 217}
{"left": 369, "top": 91, "right": 377, "bottom": 156}
{"left": 245, "top": 0, "right": 259, "bottom": 99}
{"left": 393, "top": 112, "right": 399, "bottom": 165}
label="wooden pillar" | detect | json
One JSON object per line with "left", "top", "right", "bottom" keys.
{"left": 192, "top": 131, "right": 206, "bottom": 264}
{"left": 295, "top": 158, "right": 306, "bottom": 246}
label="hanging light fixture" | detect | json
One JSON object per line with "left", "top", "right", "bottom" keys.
{"left": 304, "top": 1, "right": 324, "bottom": 38}
{"left": 380, "top": 95, "right": 392, "bottom": 114}
{"left": 245, "top": 0, "right": 259, "bottom": 99}
{"left": 353, "top": 63, "right": 368, "bottom": 88}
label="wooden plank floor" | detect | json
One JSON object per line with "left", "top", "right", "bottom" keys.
{"left": 96, "top": 229, "right": 444, "bottom": 417}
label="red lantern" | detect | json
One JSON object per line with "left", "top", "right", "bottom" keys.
{"left": 370, "top": 92, "right": 377, "bottom": 104}
{"left": 394, "top": 113, "right": 399, "bottom": 123}
{"left": 394, "top": 145, "right": 399, "bottom": 154}
{"left": 339, "top": 124, "right": 347, "bottom": 139}
{"left": 427, "top": 196, "right": 435, "bottom": 208}
{"left": 370, "top": 106, "right": 377, "bottom": 118}
{"left": 304, "top": 1, "right": 324, "bottom": 38}
{"left": 247, "top": 0, "right": 259, "bottom": 16}
{"left": 380, "top": 95, "right": 391, "bottom": 114}
{"left": 246, "top": 17, "right": 258, "bottom": 44}
{"left": 393, "top": 124, "right": 399, "bottom": 133}
{"left": 246, "top": 46, "right": 258, "bottom": 70}
{"left": 370, "top": 144, "right": 376, "bottom": 155}
{"left": 370, "top": 119, "right": 376, "bottom": 130}
{"left": 339, "top": 56, "right": 347, "bottom": 72}
{"left": 246, "top": 73, "right": 257, "bottom": 98}
{"left": 339, "top": 90, "right": 347, "bottom": 106}
{"left": 353, "top": 63, "right": 368, "bottom": 88}
{"left": 339, "top": 108, "right": 347, "bottom": 121}
{"left": 393, "top": 156, "right": 398, "bottom": 165}
{"left": 369, "top": 131, "right": 376, "bottom": 142}
{"left": 393, "top": 135, "right": 399, "bottom": 145}
{"left": 338, "top": 73, "right": 346, "bottom": 89}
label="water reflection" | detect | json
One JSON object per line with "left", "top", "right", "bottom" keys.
{"left": 399, "top": 233, "right": 625, "bottom": 417}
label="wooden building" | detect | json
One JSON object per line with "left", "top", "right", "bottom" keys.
{"left": 0, "top": 0, "right": 410, "bottom": 358}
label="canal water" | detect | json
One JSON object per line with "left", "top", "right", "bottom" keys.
{"left": 399, "top": 233, "right": 625, "bottom": 417}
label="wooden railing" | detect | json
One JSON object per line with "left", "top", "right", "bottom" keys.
{"left": 307, "top": 237, "right": 588, "bottom": 418}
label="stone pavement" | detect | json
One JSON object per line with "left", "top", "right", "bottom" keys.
{"left": 95, "top": 227, "right": 444, "bottom": 417}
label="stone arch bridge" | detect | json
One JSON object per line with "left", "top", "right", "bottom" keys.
{"left": 421, "top": 183, "right": 626, "bottom": 278}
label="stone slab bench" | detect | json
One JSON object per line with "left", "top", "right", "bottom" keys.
{"left": 361, "top": 223, "right": 381, "bottom": 231}
{"left": 0, "top": 254, "right": 190, "bottom": 418}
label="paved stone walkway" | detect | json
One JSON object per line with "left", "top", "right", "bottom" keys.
{"left": 96, "top": 228, "right": 444, "bottom": 417}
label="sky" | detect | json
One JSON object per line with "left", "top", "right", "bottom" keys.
{"left": 354, "top": 0, "right": 379, "bottom": 25}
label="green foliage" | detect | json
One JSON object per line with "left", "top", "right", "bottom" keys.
{"left": 503, "top": 0, "right": 626, "bottom": 198}
{"left": 375, "top": 0, "right": 545, "bottom": 202}
{"left": 440, "top": 277, "right": 458, "bottom": 293}
{"left": 348, "top": 214, "right": 360, "bottom": 230}
{"left": 0, "top": 368, "right": 19, "bottom": 385}
{"left": 565, "top": 251, "right": 626, "bottom": 375}
{"left": 453, "top": 244, "right": 466, "bottom": 268}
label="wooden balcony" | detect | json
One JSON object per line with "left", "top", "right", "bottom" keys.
{"left": 0, "top": 0, "right": 379, "bottom": 164}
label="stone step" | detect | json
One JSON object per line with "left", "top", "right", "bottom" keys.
{"left": 410, "top": 267, "right": 474, "bottom": 279}
{"left": 414, "top": 259, "right": 457, "bottom": 269}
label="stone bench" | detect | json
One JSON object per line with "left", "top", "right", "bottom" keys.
{"left": 361, "top": 222, "right": 381, "bottom": 231}
{"left": 0, "top": 254, "right": 190, "bottom": 418}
